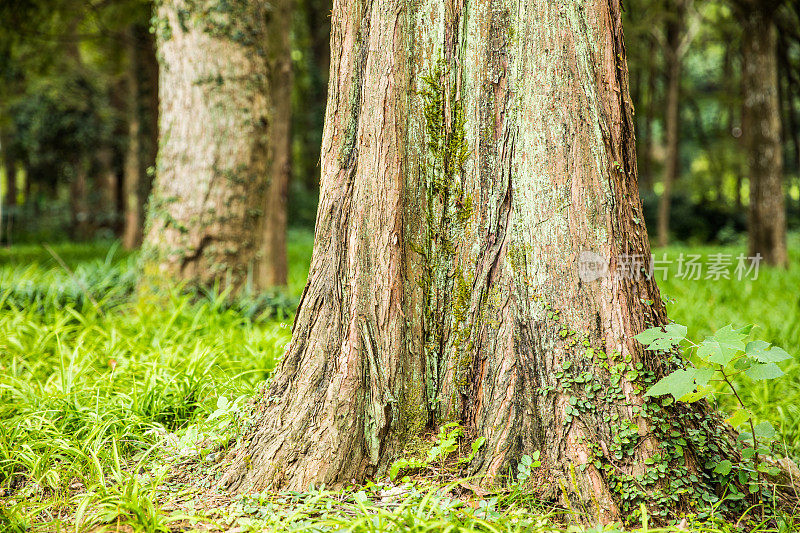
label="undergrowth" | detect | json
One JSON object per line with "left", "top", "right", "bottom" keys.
{"left": 0, "top": 231, "right": 797, "bottom": 531}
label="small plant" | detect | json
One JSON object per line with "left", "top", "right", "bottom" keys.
{"left": 458, "top": 436, "right": 485, "bottom": 465}
{"left": 636, "top": 323, "right": 792, "bottom": 496}
{"left": 389, "top": 423, "right": 487, "bottom": 481}
{"left": 426, "top": 422, "right": 463, "bottom": 463}
{"left": 516, "top": 451, "right": 541, "bottom": 484}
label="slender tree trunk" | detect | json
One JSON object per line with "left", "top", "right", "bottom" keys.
{"left": 123, "top": 55, "right": 143, "bottom": 249}
{"left": 23, "top": 167, "right": 30, "bottom": 208}
{"left": 657, "top": 0, "right": 685, "bottom": 248}
{"left": 123, "top": 24, "right": 159, "bottom": 250}
{"left": 640, "top": 37, "right": 657, "bottom": 193}
{"left": 142, "top": 0, "right": 290, "bottom": 290}
{"left": 295, "top": 0, "right": 331, "bottom": 193}
{"left": 70, "top": 162, "right": 91, "bottom": 240}
{"left": 742, "top": 7, "right": 788, "bottom": 267}
{"left": 0, "top": 128, "right": 15, "bottom": 207}
{"left": 6, "top": 165, "right": 15, "bottom": 208}
{"left": 219, "top": 0, "right": 756, "bottom": 523}
{"left": 96, "top": 147, "right": 119, "bottom": 231}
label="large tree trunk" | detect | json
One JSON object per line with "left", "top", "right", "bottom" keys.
{"left": 142, "top": 0, "right": 290, "bottom": 291}
{"left": 741, "top": 6, "right": 788, "bottom": 267}
{"left": 657, "top": 0, "right": 686, "bottom": 248}
{"left": 123, "top": 23, "right": 159, "bottom": 250}
{"left": 219, "top": 0, "right": 756, "bottom": 524}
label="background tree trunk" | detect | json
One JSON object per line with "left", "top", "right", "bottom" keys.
{"left": 640, "top": 37, "right": 657, "bottom": 193}
{"left": 220, "top": 0, "right": 747, "bottom": 523}
{"left": 69, "top": 162, "right": 91, "bottom": 240}
{"left": 741, "top": 6, "right": 788, "bottom": 267}
{"left": 123, "top": 24, "right": 159, "bottom": 250}
{"left": 1, "top": 133, "right": 16, "bottom": 208}
{"left": 256, "top": 0, "right": 292, "bottom": 288}
{"left": 142, "top": 0, "right": 290, "bottom": 292}
{"left": 657, "top": 0, "right": 686, "bottom": 248}
{"left": 95, "top": 147, "right": 119, "bottom": 232}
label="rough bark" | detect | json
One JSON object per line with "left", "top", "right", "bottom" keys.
{"left": 741, "top": 7, "right": 788, "bottom": 267}
{"left": 657, "top": 0, "right": 686, "bottom": 248}
{"left": 123, "top": 24, "right": 159, "bottom": 250}
{"left": 217, "top": 0, "right": 766, "bottom": 524}
{"left": 142, "top": 0, "right": 290, "bottom": 291}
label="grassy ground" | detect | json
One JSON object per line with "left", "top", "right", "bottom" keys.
{"left": 0, "top": 231, "right": 798, "bottom": 532}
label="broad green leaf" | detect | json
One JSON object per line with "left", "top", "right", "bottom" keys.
{"left": 713, "top": 460, "right": 732, "bottom": 475}
{"left": 693, "top": 367, "right": 715, "bottom": 387}
{"left": 744, "top": 362, "right": 784, "bottom": 381}
{"left": 634, "top": 323, "right": 687, "bottom": 351}
{"left": 645, "top": 368, "right": 707, "bottom": 400}
{"left": 725, "top": 408, "right": 753, "bottom": 428}
{"left": 696, "top": 325, "right": 746, "bottom": 365}
{"left": 745, "top": 341, "right": 793, "bottom": 363}
{"left": 754, "top": 421, "right": 776, "bottom": 440}
{"left": 677, "top": 368, "right": 715, "bottom": 402}
{"left": 734, "top": 324, "right": 754, "bottom": 335}
{"left": 679, "top": 385, "right": 713, "bottom": 403}
{"left": 389, "top": 458, "right": 426, "bottom": 480}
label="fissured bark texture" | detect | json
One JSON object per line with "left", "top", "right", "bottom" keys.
{"left": 221, "top": 0, "right": 749, "bottom": 523}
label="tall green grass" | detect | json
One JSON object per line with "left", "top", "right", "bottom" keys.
{"left": 0, "top": 233, "right": 312, "bottom": 530}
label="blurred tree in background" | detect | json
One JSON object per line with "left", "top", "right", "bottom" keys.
{"left": 0, "top": 0, "right": 156, "bottom": 243}
{"left": 290, "top": 0, "right": 330, "bottom": 228}
{"left": 625, "top": 0, "right": 800, "bottom": 252}
{"left": 141, "top": 0, "right": 292, "bottom": 293}
{"left": 0, "top": 0, "right": 331, "bottom": 250}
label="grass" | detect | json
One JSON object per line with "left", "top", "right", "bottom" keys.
{"left": 0, "top": 230, "right": 798, "bottom": 531}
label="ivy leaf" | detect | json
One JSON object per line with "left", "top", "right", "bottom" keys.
{"left": 696, "top": 325, "right": 746, "bottom": 365}
{"left": 744, "top": 362, "right": 784, "bottom": 381}
{"left": 713, "top": 460, "right": 733, "bottom": 475}
{"left": 644, "top": 367, "right": 712, "bottom": 400}
{"left": 745, "top": 341, "right": 793, "bottom": 363}
{"left": 634, "top": 323, "right": 687, "bottom": 351}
